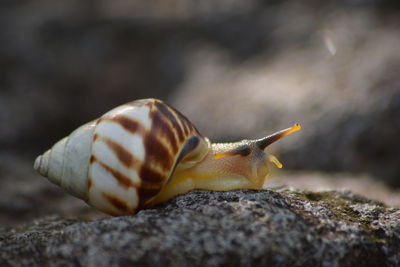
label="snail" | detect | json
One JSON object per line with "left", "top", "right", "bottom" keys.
{"left": 34, "top": 98, "right": 301, "bottom": 216}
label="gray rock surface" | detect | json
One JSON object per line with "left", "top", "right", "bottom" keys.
{"left": 1, "top": 189, "right": 399, "bottom": 266}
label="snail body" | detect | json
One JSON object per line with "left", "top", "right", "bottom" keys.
{"left": 34, "top": 98, "right": 300, "bottom": 215}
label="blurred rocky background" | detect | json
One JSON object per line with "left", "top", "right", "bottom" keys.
{"left": 0, "top": 0, "right": 399, "bottom": 226}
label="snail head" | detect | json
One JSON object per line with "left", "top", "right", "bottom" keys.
{"left": 148, "top": 124, "right": 301, "bottom": 206}
{"left": 211, "top": 123, "right": 301, "bottom": 184}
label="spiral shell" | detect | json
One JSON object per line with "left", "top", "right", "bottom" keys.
{"left": 34, "top": 99, "right": 210, "bottom": 215}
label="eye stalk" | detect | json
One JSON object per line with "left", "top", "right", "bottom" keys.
{"left": 148, "top": 124, "right": 301, "bottom": 206}
{"left": 212, "top": 124, "right": 301, "bottom": 159}
{"left": 255, "top": 123, "right": 301, "bottom": 150}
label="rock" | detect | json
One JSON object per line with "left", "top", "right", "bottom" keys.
{"left": 268, "top": 171, "right": 400, "bottom": 207}
{"left": 1, "top": 189, "right": 399, "bottom": 266}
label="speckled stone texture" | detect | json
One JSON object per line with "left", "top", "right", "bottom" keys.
{"left": 1, "top": 189, "right": 399, "bottom": 266}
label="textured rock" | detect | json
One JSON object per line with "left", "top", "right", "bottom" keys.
{"left": 268, "top": 171, "right": 400, "bottom": 208}
{"left": 1, "top": 189, "right": 399, "bottom": 266}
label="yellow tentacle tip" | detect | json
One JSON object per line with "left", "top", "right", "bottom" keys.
{"left": 268, "top": 154, "right": 283, "bottom": 168}
{"left": 286, "top": 123, "right": 301, "bottom": 135}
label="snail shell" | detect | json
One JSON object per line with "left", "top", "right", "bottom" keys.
{"left": 34, "top": 98, "right": 300, "bottom": 215}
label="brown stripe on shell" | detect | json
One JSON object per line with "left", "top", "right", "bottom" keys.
{"left": 92, "top": 99, "right": 207, "bottom": 212}
{"left": 155, "top": 101, "right": 185, "bottom": 142}
{"left": 171, "top": 110, "right": 189, "bottom": 136}
{"left": 135, "top": 100, "right": 208, "bottom": 209}
{"left": 181, "top": 118, "right": 190, "bottom": 136}
{"left": 139, "top": 179, "right": 163, "bottom": 190}
{"left": 97, "top": 161, "right": 139, "bottom": 189}
{"left": 102, "top": 192, "right": 130, "bottom": 213}
{"left": 139, "top": 165, "right": 166, "bottom": 184}
{"left": 150, "top": 107, "right": 179, "bottom": 153}
{"left": 101, "top": 137, "right": 139, "bottom": 168}
{"left": 137, "top": 164, "right": 168, "bottom": 208}
{"left": 181, "top": 114, "right": 195, "bottom": 136}
{"left": 93, "top": 133, "right": 99, "bottom": 142}
{"left": 167, "top": 104, "right": 196, "bottom": 136}
{"left": 142, "top": 132, "right": 173, "bottom": 171}
{"left": 106, "top": 115, "right": 145, "bottom": 135}
{"left": 137, "top": 187, "right": 163, "bottom": 208}
{"left": 87, "top": 177, "right": 93, "bottom": 190}
{"left": 166, "top": 104, "right": 190, "bottom": 140}
{"left": 170, "top": 104, "right": 203, "bottom": 137}
{"left": 134, "top": 101, "right": 181, "bottom": 208}
{"left": 90, "top": 155, "right": 96, "bottom": 164}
